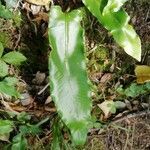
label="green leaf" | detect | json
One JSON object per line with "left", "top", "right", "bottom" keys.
{"left": 17, "top": 112, "right": 31, "bottom": 123}
{"left": 48, "top": 6, "right": 92, "bottom": 145}
{"left": 51, "top": 121, "right": 61, "bottom": 150}
{"left": 19, "top": 124, "right": 41, "bottom": 136}
{"left": 0, "top": 4, "right": 13, "bottom": 19}
{"left": 82, "top": 0, "right": 141, "bottom": 61}
{"left": 124, "top": 83, "right": 146, "bottom": 97}
{"left": 82, "top": 0, "right": 107, "bottom": 22}
{"left": 12, "top": 11, "right": 22, "bottom": 27}
{"left": 111, "top": 24, "right": 141, "bottom": 61}
{"left": 3, "top": 77, "right": 18, "bottom": 86}
{"left": 0, "top": 81, "right": 20, "bottom": 97}
{"left": 2, "top": 51, "right": 26, "bottom": 65}
{"left": 145, "top": 82, "right": 150, "bottom": 90}
{"left": 117, "top": 82, "right": 150, "bottom": 97}
{"left": 0, "top": 42, "right": 4, "bottom": 57}
{"left": 0, "top": 120, "right": 14, "bottom": 134}
{"left": 102, "top": 9, "right": 130, "bottom": 30}
{"left": 0, "top": 60, "right": 8, "bottom": 77}
{"left": 103, "top": 0, "right": 127, "bottom": 13}
{"left": 11, "top": 133, "right": 27, "bottom": 150}
{"left": 0, "top": 119, "right": 13, "bottom": 141}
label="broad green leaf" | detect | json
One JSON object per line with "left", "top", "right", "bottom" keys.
{"left": 82, "top": 0, "right": 107, "bottom": 23}
{"left": 0, "top": 60, "right": 8, "bottom": 77}
{"left": 0, "top": 42, "right": 4, "bottom": 57}
{"left": 82, "top": 0, "right": 141, "bottom": 61}
{"left": 0, "top": 81, "right": 20, "bottom": 97}
{"left": 0, "top": 4, "right": 13, "bottom": 19}
{"left": 103, "top": 0, "right": 127, "bottom": 13}
{"left": 49, "top": 6, "right": 92, "bottom": 145}
{"left": 111, "top": 24, "right": 141, "bottom": 61}
{"left": 11, "top": 133, "right": 27, "bottom": 150}
{"left": 102, "top": 9, "right": 130, "bottom": 30}
{"left": 0, "top": 120, "right": 14, "bottom": 134}
{"left": 2, "top": 51, "right": 26, "bottom": 65}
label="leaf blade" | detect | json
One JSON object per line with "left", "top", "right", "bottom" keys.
{"left": 0, "top": 80, "right": 20, "bottom": 97}
{"left": 2, "top": 51, "right": 26, "bottom": 65}
{"left": 111, "top": 24, "right": 141, "bottom": 61}
{"left": 103, "top": 0, "right": 127, "bottom": 13}
{"left": 0, "top": 4, "right": 13, "bottom": 19}
{"left": 48, "top": 6, "right": 92, "bottom": 145}
{"left": 0, "top": 60, "right": 9, "bottom": 77}
{"left": 11, "top": 133, "right": 27, "bottom": 150}
{"left": 82, "top": 0, "right": 141, "bottom": 61}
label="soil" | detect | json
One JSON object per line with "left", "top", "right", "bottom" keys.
{"left": 0, "top": 0, "right": 149, "bottom": 149}
{"left": 85, "top": 111, "right": 150, "bottom": 150}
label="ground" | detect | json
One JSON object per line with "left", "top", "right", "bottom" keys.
{"left": 0, "top": 0, "right": 149, "bottom": 149}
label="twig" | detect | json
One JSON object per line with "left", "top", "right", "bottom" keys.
{"left": 37, "top": 83, "right": 50, "bottom": 95}
{"left": 14, "top": 31, "right": 21, "bottom": 49}
{"left": 88, "top": 110, "right": 150, "bottom": 134}
{"left": 112, "top": 110, "right": 150, "bottom": 123}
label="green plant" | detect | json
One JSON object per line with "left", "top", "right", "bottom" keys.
{"left": 48, "top": 0, "right": 141, "bottom": 146}
{"left": 0, "top": 42, "right": 26, "bottom": 97}
{"left": 0, "top": 3, "right": 13, "bottom": 19}
{"left": 0, "top": 0, "right": 142, "bottom": 148}
{"left": 0, "top": 2, "right": 22, "bottom": 27}
{"left": 117, "top": 82, "right": 150, "bottom": 98}
{"left": 0, "top": 112, "right": 49, "bottom": 149}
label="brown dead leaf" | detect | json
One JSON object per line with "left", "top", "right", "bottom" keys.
{"left": 45, "top": 96, "right": 52, "bottom": 104}
{"left": 100, "top": 73, "right": 113, "bottom": 84}
{"left": 1, "top": 100, "right": 19, "bottom": 115}
{"left": 33, "top": 12, "right": 49, "bottom": 24}
{"left": 89, "top": 72, "right": 103, "bottom": 83}
{"left": 44, "top": 106, "right": 56, "bottom": 112}
{"left": 98, "top": 101, "right": 113, "bottom": 118}
{"left": 30, "top": 5, "right": 41, "bottom": 15}
{"left": 9, "top": 103, "right": 26, "bottom": 112}
{"left": 135, "top": 65, "right": 150, "bottom": 84}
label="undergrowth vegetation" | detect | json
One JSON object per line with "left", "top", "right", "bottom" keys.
{"left": 0, "top": 0, "right": 149, "bottom": 149}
